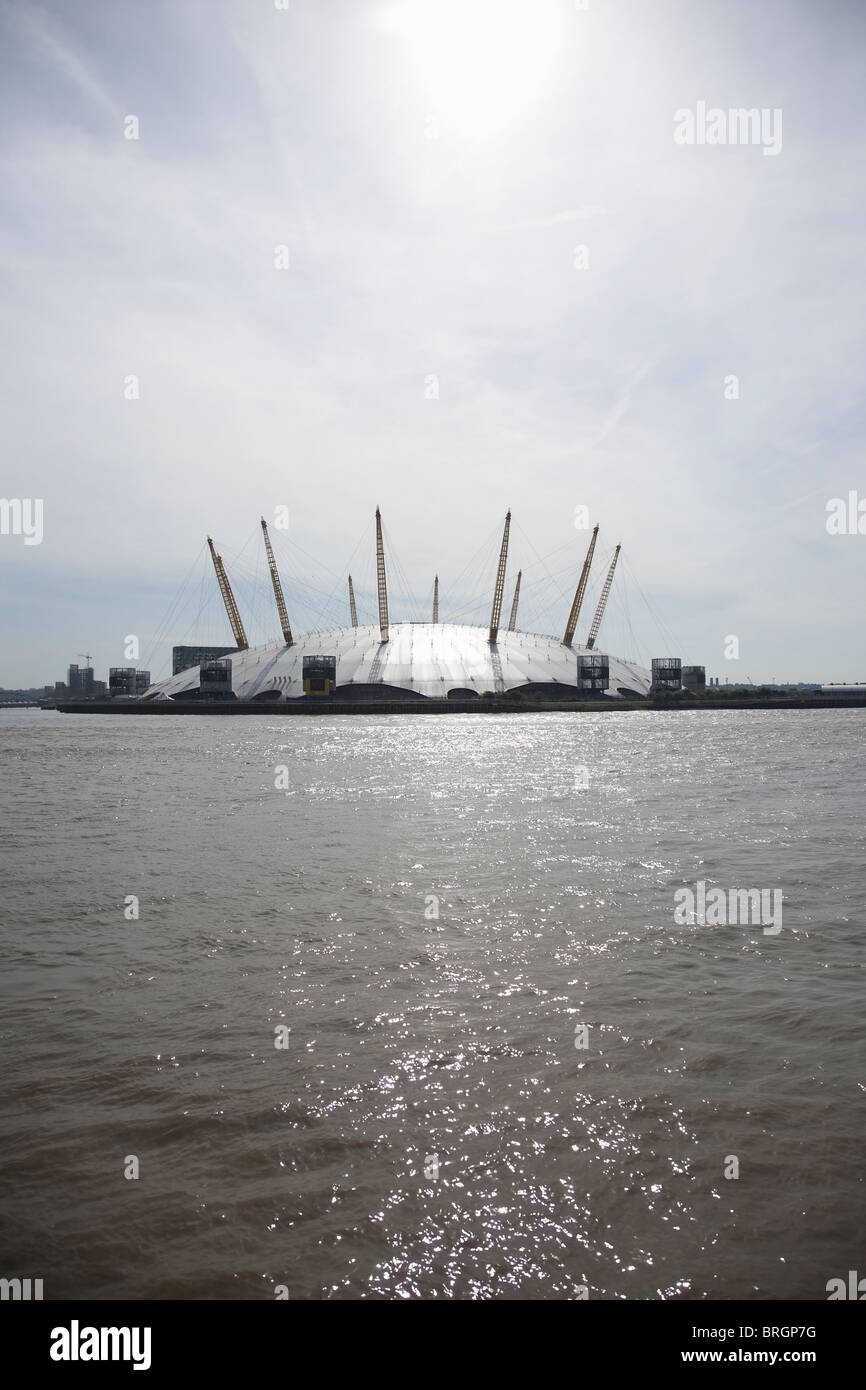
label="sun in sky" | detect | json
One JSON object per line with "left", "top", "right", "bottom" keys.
{"left": 378, "top": 0, "right": 565, "bottom": 138}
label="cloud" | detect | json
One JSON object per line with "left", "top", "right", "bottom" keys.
{"left": 4, "top": 3, "right": 121, "bottom": 122}
{"left": 1, "top": 0, "right": 864, "bottom": 683}
{"left": 498, "top": 206, "right": 607, "bottom": 232}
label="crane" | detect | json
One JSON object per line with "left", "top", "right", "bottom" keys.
{"left": 563, "top": 525, "right": 598, "bottom": 646}
{"left": 375, "top": 507, "right": 389, "bottom": 643}
{"left": 507, "top": 569, "right": 521, "bottom": 631}
{"left": 488, "top": 510, "right": 511, "bottom": 643}
{"left": 432, "top": 574, "right": 439, "bottom": 624}
{"left": 207, "top": 537, "right": 248, "bottom": 650}
{"left": 348, "top": 575, "right": 358, "bottom": 628}
{"left": 76, "top": 652, "right": 93, "bottom": 666}
{"left": 585, "top": 544, "right": 621, "bottom": 650}
{"left": 260, "top": 518, "right": 293, "bottom": 646}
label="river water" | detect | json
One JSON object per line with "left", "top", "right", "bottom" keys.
{"left": 0, "top": 707, "right": 862, "bottom": 1299}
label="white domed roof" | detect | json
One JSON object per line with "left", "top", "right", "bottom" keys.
{"left": 147, "top": 623, "right": 651, "bottom": 701}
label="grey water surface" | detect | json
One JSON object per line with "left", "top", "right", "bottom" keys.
{"left": 0, "top": 707, "right": 862, "bottom": 1299}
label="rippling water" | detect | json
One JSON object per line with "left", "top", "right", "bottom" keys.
{"left": 0, "top": 707, "right": 862, "bottom": 1300}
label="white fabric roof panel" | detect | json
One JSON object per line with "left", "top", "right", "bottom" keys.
{"left": 147, "top": 624, "right": 652, "bottom": 701}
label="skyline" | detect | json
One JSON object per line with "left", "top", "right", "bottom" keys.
{"left": 1, "top": 0, "right": 865, "bottom": 684}
{"left": 5, "top": 497, "right": 861, "bottom": 691}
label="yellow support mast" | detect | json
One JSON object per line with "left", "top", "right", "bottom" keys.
{"left": 488, "top": 510, "right": 511, "bottom": 643}
{"left": 563, "top": 524, "right": 598, "bottom": 646}
{"left": 586, "top": 544, "right": 621, "bottom": 650}
{"left": 375, "top": 506, "right": 389, "bottom": 643}
{"left": 507, "top": 569, "right": 521, "bottom": 631}
{"left": 260, "top": 518, "right": 293, "bottom": 647}
{"left": 348, "top": 574, "right": 358, "bottom": 628}
{"left": 207, "top": 537, "right": 248, "bottom": 650}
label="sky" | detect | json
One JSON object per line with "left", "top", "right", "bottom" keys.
{"left": 1, "top": 0, "right": 864, "bottom": 687}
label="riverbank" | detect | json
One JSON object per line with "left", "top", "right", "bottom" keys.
{"left": 52, "top": 695, "right": 866, "bottom": 715}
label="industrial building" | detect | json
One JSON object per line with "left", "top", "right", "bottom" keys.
{"left": 172, "top": 645, "right": 235, "bottom": 676}
{"left": 108, "top": 668, "right": 152, "bottom": 697}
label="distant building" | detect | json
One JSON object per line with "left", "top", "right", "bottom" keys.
{"left": 43, "top": 668, "right": 107, "bottom": 702}
{"left": 109, "top": 668, "right": 151, "bottom": 697}
{"left": 199, "top": 657, "right": 234, "bottom": 699}
{"left": 67, "top": 663, "right": 94, "bottom": 696}
{"left": 302, "top": 655, "right": 337, "bottom": 697}
{"left": 651, "top": 657, "right": 682, "bottom": 693}
{"left": 682, "top": 665, "right": 706, "bottom": 693}
{"left": 172, "top": 645, "right": 234, "bottom": 676}
{"left": 576, "top": 652, "right": 610, "bottom": 693}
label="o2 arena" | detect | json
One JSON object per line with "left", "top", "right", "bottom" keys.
{"left": 141, "top": 509, "right": 655, "bottom": 705}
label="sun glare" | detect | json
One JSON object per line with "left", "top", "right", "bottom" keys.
{"left": 380, "top": 0, "right": 564, "bottom": 139}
